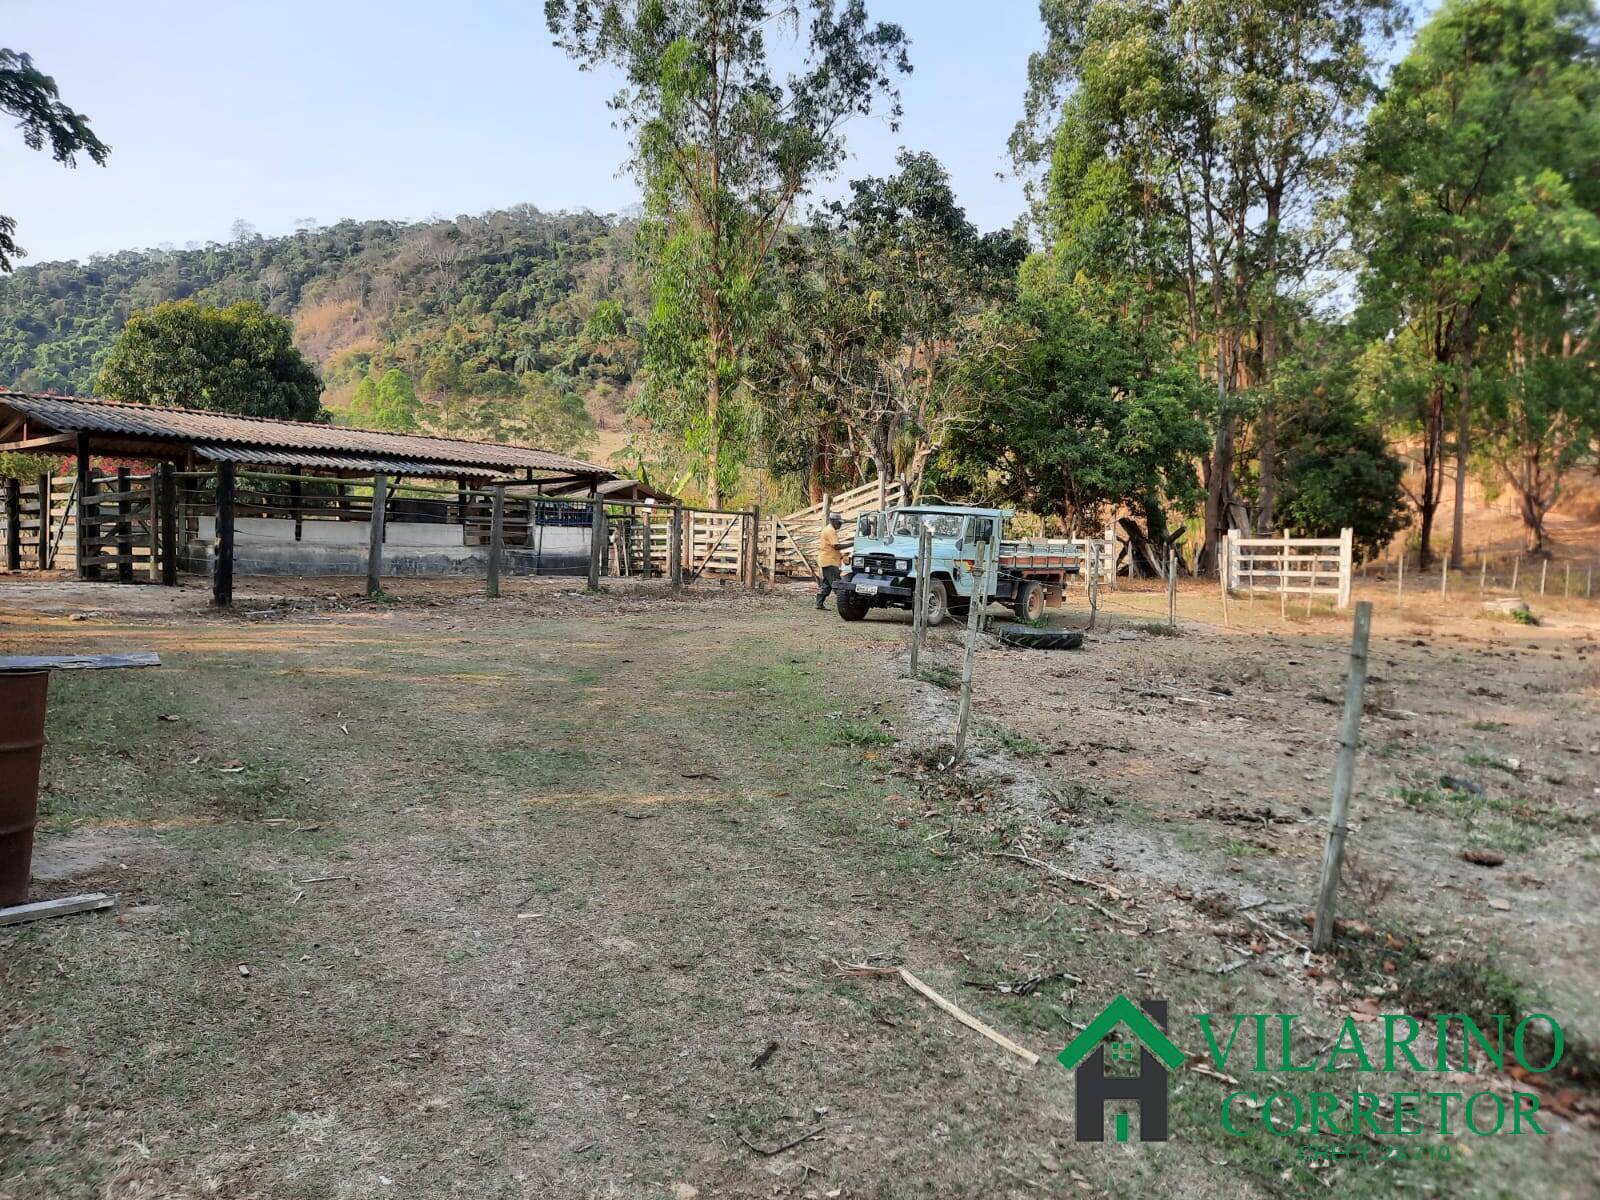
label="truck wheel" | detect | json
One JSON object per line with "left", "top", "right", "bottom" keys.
{"left": 837, "top": 592, "right": 870, "bottom": 622}
{"left": 1012, "top": 581, "right": 1045, "bottom": 622}
{"left": 995, "top": 625, "right": 1084, "bottom": 651}
{"left": 922, "top": 580, "right": 951, "bottom": 628}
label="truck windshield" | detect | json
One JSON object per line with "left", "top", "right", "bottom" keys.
{"left": 890, "top": 512, "right": 966, "bottom": 539}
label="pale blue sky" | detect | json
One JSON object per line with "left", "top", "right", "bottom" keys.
{"left": 3, "top": 0, "right": 1050, "bottom": 265}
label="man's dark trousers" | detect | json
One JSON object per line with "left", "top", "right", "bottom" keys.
{"left": 816, "top": 565, "right": 841, "bottom": 608}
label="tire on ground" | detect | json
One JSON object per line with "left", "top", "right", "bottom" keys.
{"left": 995, "top": 624, "right": 1084, "bottom": 651}
{"left": 837, "top": 592, "right": 871, "bottom": 621}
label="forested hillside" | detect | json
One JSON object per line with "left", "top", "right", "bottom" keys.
{"left": 0, "top": 206, "right": 643, "bottom": 453}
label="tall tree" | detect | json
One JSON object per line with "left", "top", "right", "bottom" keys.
{"left": 1352, "top": 0, "right": 1600, "bottom": 562}
{"left": 933, "top": 257, "right": 1209, "bottom": 541}
{"left": 1015, "top": 0, "right": 1400, "bottom": 569}
{"left": 96, "top": 300, "right": 325, "bottom": 422}
{"left": 545, "top": 0, "right": 910, "bottom": 505}
{"left": 0, "top": 49, "right": 109, "bottom": 272}
{"left": 764, "top": 152, "right": 1026, "bottom": 504}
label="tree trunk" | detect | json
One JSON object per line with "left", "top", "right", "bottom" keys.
{"left": 1257, "top": 410, "right": 1277, "bottom": 534}
{"left": 1416, "top": 381, "right": 1446, "bottom": 569}
{"left": 1449, "top": 357, "right": 1471, "bottom": 569}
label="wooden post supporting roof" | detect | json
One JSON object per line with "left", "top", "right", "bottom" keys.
{"left": 213, "top": 462, "right": 235, "bottom": 607}
{"left": 74, "top": 433, "right": 94, "bottom": 580}
{"left": 4, "top": 478, "right": 18, "bottom": 571}
{"left": 366, "top": 474, "right": 387, "bottom": 597}
{"left": 159, "top": 463, "right": 178, "bottom": 586}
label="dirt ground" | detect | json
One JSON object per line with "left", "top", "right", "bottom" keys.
{"left": 1, "top": 571, "right": 1596, "bottom": 1199}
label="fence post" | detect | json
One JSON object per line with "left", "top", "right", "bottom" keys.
{"left": 366, "top": 473, "right": 387, "bottom": 597}
{"left": 36, "top": 473, "right": 50, "bottom": 569}
{"left": 1439, "top": 557, "right": 1448, "bottom": 599}
{"left": 1086, "top": 543, "right": 1099, "bottom": 632}
{"left": 669, "top": 504, "right": 683, "bottom": 591}
{"left": 1512, "top": 553, "right": 1520, "bottom": 593}
{"left": 1167, "top": 547, "right": 1177, "bottom": 629}
{"left": 1338, "top": 528, "right": 1353, "bottom": 609}
{"left": 486, "top": 485, "right": 504, "bottom": 598}
{"left": 159, "top": 463, "right": 178, "bottom": 586}
{"left": 747, "top": 506, "right": 760, "bottom": 589}
{"left": 953, "top": 533, "right": 995, "bottom": 764}
{"left": 76, "top": 434, "right": 95, "bottom": 580}
{"left": 1539, "top": 558, "right": 1548, "bottom": 596}
{"left": 1280, "top": 530, "right": 1289, "bottom": 619}
{"left": 1564, "top": 562, "right": 1571, "bottom": 597}
{"left": 115, "top": 467, "right": 132, "bottom": 583}
{"left": 1312, "top": 601, "right": 1373, "bottom": 952}
{"left": 1397, "top": 546, "right": 1404, "bottom": 598}
{"left": 213, "top": 461, "right": 235, "bottom": 607}
{"left": 911, "top": 525, "right": 932, "bottom": 676}
{"left": 1479, "top": 553, "right": 1487, "bottom": 594}
{"left": 1219, "top": 532, "right": 1231, "bottom": 627}
{"left": 4, "top": 478, "right": 18, "bottom": 571}
{"left": 767, "top": 516, "right": 778, "bottom": 585}
{"left": 587, "top": 496, "right": 605, "bottom": 590}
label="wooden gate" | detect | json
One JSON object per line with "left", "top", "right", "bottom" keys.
{"left": 1226, "top": 529, "right": 1353, "bottom": 608}
{"left": 1, "top": 475, "right": 77, "bottom": 571}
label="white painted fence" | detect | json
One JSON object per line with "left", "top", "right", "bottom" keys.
{"left": 1226, "top": 529, "right": 1353, "bottom": 608}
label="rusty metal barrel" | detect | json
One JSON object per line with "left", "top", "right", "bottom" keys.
{"left": 0, "top": 670, "right": 50, "bottom": 906}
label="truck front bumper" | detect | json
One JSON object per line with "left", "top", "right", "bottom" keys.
{"left": 833, "top": 573, "right": 914, "bottom": 603}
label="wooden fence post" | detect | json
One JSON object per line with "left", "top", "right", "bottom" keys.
{"left": 76, "top": 434, "right": 95, "bottom": 580}
{"left": 1565, "top": 562, "right": 1571, "bottom": 597}
{"left": 486, "top": 486, "right": 505, "bottom": 598}
{"left": 587, "top": 496, "right": 605, "bottom": 590}
{"left": 159, "top": 463, "right": 178, "bottom": 586}
{"left": 953, "top": 534, "right": 996, "bottom": 764}
{"left": 1511, "top": 553, "right": 1520, "bottom": 593}
{"left": 1087, "top": 544, "right": 1100, "bottom": 632}
{"left": 669, "top": 505, "right": 683, "bottom": 591}
{"left": 36, "top": 473, "right": 50, "bottom": 569}
{"left": 1539, "top": 558, "right": 1548, "bottom": 596}
{"left": 1479, "top": 553, "right": 1487, "bottom": 594}
{"left": 1439, "top": 558, "right": 1448, "bottom": 599}
{"left": 213, "top": 462, "right": 235, "bottom": 607}
{"left": 4, "top": 478, "right": 18, "bottom": 571}
{"left": 1338, "top": 528, "right": 1353, "bottom": 608}
{"left": 1397, "top": 546, "right": 1404, "bottom": 598}
{"left": 1312, "top": 601, "right": 1373, "bottom": 952}
{"left": 1279, "top": 529, "right": 1289, "bottom": 618}
{"left": 115, "top": 467, "right": 132, "bottom": 583}
{"left": 747, "top": 506, "right": 760, "bottom": 588}
{"left": 910, "top": 525, "right": 932, "bottom": 676}
{"left": 1167, "top": 547, "right": 1177, "bottom": 629}
{"left": 366, "top": 473, "right": 387, "bottom": 597}
{"left": 1220, "top": 532, "right": 1231, "bottom": 627}
{"left": 767, "top": 516, "right": 778, "bottom": 585}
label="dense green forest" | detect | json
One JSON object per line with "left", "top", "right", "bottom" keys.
{"left": 0, "top": 207, "right": 644, "bottom": 452}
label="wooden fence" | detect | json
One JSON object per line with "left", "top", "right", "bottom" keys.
{"left": 1226, "top": 528, "right": 1353, "bottom": 608}
{"left": 1, "top": 474, "right": 76, "bottom": 570}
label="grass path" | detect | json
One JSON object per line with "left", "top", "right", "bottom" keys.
{"left": 2, "top": 584, "right": 1596, "bottom": 1199}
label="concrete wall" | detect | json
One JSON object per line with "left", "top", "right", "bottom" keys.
{"left": 182, "top": 516, "right": 592, "bottom": 577}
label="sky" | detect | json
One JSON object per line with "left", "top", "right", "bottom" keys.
{"left": 3, "top": 0, "right": 1048, "bottom": 266}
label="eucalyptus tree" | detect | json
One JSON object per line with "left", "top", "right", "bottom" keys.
{"left": 1013, "top": 0, "right": 1401, "bottom": 568}
{"left": 544, "top": 0, "right": 910, "bottom": 504}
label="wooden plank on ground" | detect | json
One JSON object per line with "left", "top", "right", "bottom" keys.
{"left": 0, "top": 892, "right": 116, "bottom": 926}
{"left": 0, "top": 653, "right": 161, "bottom": 672}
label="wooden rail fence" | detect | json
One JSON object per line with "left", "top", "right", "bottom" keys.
{"left": 1226, "top": 528, "right": 1353, "bottom": 609}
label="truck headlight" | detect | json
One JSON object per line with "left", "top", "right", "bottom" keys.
{"left": 896, "top": 559, "right": 910, "bottom": 573}
{"left": 852, "top": 555, "right": 865, "bottom": 569}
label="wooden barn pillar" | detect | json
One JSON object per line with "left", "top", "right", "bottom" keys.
{"left": 75, "top": 433, "right": 96, "bottom": 580}
{"left": 158, "top": 463, "right": 179, "bottom": 585}
{"left": 486, "top": 485, "right": 504, "bottom": 599}
{"left": 587, "top": 496, "right": 605, "bottom": 590}
{"left": 366, "top": 474, "right": 387, "bottom": 597}
{"left": 213, "top": 462, "right": 235, "bottom": 607}
{"left": 115, "top": 466, "right": 133, "bottom": 583}
{"left": 669, "top": 504, "right": 683, "bottom": 592}
{"left": 289, "top": 467, "right": 303, "bottom": 541}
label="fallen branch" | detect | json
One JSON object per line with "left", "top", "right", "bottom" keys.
{"left": 992, "top": 851, "right": 1124, "bottom": 900}
{"left": 898, "top": 967, "right": 1040, "bottom": 1066}
{"left": 737, "top": 1126, "right": 824, "bottom": 1157}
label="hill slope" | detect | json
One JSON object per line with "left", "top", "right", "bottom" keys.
{"left": 0, "top": 207, "right": 644, "bottom": 455}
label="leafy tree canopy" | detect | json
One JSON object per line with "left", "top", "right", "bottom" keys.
{"left": 95, "top": 300, "right": 326, "bottom": 422}
{"left": 0, "top": 49, "right": 109, "bottom": 272}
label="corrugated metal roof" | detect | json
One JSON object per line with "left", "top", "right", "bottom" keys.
{"left": 0, "top": 392, "right": 612, "bottom": 477}
{"left": 193, "top": 445, "right": 505, "bottom": 478}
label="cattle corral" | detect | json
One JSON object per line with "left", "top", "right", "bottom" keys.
{"left": 0, "top": 567, "right": 1596, "bottom": 1199}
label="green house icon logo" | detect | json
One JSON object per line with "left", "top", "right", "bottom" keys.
{"left": 1057, "top": 996, "right": 1184, "bottom": 1143}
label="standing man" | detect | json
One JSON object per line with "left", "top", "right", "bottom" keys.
{"left": 816, "top": 512, "right": 845, "bottom": 610}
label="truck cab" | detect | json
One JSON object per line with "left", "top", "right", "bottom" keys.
{"left": 833, "top": 504, "right": 1072, "bottom": 625}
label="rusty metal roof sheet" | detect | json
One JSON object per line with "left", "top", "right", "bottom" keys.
{"left": 193, "top": 444, "right": 505, "bottom": 478}
{"left": 0, "top": 392, "right": 612, "bottom": 477}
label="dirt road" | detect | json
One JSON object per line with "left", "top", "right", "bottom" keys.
{"left": 1, "top": 576, "right": 1595, "bottom": 1199}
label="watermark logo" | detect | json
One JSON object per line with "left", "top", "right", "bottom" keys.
{"left": 1057, "top": 995, "right": 1185, "bottom": 1142}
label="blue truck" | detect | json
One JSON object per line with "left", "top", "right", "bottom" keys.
{"left": 831, "top": 503, "right": 1081, "bottom": 625}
